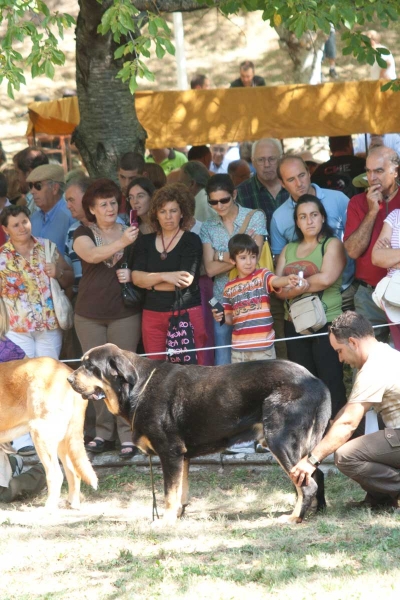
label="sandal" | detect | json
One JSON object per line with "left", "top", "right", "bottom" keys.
{"left": 119, "top": 444, "right": 138, "bottom": 459}
{"left": 85, "top": 438, "right": 116, "bottom": 453}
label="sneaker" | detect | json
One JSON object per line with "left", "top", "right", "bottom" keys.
{"left": 329, "top": 68, "right": 338, "bottom": 79}
{"left": 255, "top": 443, "right": 270, "bottom": 454}
{"left": 18, "top": 446, "right": 36, "bottom": 456}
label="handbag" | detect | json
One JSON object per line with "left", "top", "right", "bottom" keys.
{"left": 44, "top": 239, "right": 74, "bottom": 330}
{"left": 120, "top": 246, "right": 145, "bottom": 309}
{"left": 165, "top": 290, "right": 198, "bottom": 365}
{"left": 288, "top": 295, "right": 327, "bottom": 335}
{"left": 383, "top": 272, "right": 400, "bottom": 307}
{"left": 287, "top": 238, "right": 328, "bottom": 335}
{"left": 229, "top": 209, "right": 273, "bottom": 280}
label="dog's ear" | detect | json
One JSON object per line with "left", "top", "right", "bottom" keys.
{"left": 107, "top": 353, "right": 136, "bottom": 385}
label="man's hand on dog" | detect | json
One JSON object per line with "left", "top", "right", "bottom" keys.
{"left": 290, "top": 457, "right": 316, "bottom": 486}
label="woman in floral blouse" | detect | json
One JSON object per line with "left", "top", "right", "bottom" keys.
{"left": 0, "top": 205, "right": 73, "bottom": 359}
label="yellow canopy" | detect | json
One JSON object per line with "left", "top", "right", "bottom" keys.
{"left": 27, "top": 80, "right": 400, "bottom": 146}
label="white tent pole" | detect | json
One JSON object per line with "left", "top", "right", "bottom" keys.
{"left": 172, "top": 12, "right": 188, "bottom": 90}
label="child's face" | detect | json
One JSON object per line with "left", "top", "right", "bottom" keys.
{"left": 233, "top": 250, "right": 258, "bottom": 277}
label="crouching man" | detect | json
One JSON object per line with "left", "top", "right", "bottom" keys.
{"left": 0, "top": 444, "right": 46, "bottom": 503}
{"left": 291, "top": 311, "right": 400, "bottom": 510}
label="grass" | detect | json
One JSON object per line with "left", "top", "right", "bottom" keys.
{"left": 0, "top": 464, "right": 399, "bottom": 599}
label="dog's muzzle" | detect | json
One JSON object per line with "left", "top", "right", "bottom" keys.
{"left": 67, "top": 374, "right": 106, "bottom": 402}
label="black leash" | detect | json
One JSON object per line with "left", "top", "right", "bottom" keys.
{"left": 149, "top": 455, "right": 159, "bottom": 521}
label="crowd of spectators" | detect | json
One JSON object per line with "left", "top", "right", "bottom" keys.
{"left": 0, "top": 128, "right": 399, "bottom": 474}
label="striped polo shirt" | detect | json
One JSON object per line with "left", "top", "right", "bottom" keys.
{"left": 223, "top": 268, "right": 276, "bottom": 351}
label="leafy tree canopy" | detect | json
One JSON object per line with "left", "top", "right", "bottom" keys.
{"left": 1, "top": 0, "right": 399, "bottom": 98}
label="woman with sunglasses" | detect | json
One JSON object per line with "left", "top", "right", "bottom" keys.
{"left": 131, "top": 183, "right": 207, "bottom": 363}
{"left": 200, "top": 174, "right": 267, "bottom": 365}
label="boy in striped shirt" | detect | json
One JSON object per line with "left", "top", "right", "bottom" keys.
{"left": 212, "top": 234, "right": 299, "bottom": 363}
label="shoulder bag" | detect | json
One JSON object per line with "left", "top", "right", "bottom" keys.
{"left": 229, "top": 209, "right": 273, "bottom": 280}
{"left": 44, "top": 239, "right": 74, "bottom": 330}
{"left": 120, "top": 245, "right": 145, "bottom": 310}
{"left": 287, "top": 238, "right": 328, "bottom": 335}
{"left": 165, "top": 289, "right": 198, "bottom": 365}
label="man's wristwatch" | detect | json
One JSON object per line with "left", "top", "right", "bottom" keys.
{"left": 218, "top": 251, "right": 224, "bottom": 262}
{"left": 307, "top": 453, "right": 321, "bottom": 467}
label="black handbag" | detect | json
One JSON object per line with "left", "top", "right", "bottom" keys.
{"left": 165, "top": 289, "right": 198, "bottom": 365}
{"left": 120, "top": 245, "right": 145, "bottom": 309}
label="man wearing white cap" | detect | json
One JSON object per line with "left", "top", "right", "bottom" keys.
{"left": 26, "top": 164, "right": 75, "bottom": 256}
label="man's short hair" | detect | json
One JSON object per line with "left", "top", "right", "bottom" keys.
{"left": 228, "top": 233, "right": 259, "bottom": 260}
{"left": 329, "top": 311, "right": 374, "bottom": 342}
{"left": 240, "top": 60, "right": 255, "bottom": 71}
{"left": 277, "top": 154, "right": 308, "bottom": 180}
{"left": 228, "top": 159, "right": 248, "bottom": 175}
{"left": 367, "top": 145, "right": 400, "bottom": 168}
{"left": 190, "top": 74, "right": 208, "bottom": 89}
{"left": 252, "top": 138, "right": 283, "bottom": 160}
{"left": 188, "top": 145, "right": 210, "bottom": 162}
{"left": 329, "top": 136, "right": 353, "bottom": 154}
{"left": 118, "top": 152, "right": 145, "bottom": 173}
{"left": 13, "top": 147, "right": 49, "bottom": 174}
{"left": 0, "top": 172, "right": 7, "bottom": 197}
{"left": 181, "top": 161, "right": 210, "bottom": 189}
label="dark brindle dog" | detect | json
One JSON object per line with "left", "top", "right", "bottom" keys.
{"left": 68, "top": 344, "right": 331, "bottom": 524}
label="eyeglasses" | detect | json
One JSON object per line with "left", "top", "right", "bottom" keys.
{"left": 28, "top": 181, "right": 48, "bottom": 191}
{"left": 208, "top": 196, "right": 231, "bottom": 206}
{"left": 254, "top": 156, "right": 279, "bottom": 166}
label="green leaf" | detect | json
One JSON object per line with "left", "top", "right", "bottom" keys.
{"left": 163, "top": 38, "right": 175, "bottom": 56}
{"left": 381, "top": 81, "right": 393, "bottom": 92}
{"left": 114, "top": 45, "right": 126, "bottom": 60}
{"left": 129, "top": 75, "right": 138, "bottom": 94}
{"left": 155, "top": 42, "right": 165, "bottom": 59}
{"left": 7, "top": 81, "right": 14, "bottom": 99}
{"left": 148, "top": 20, "right": 157, "bottom": 37}
{"left": 44, "top": 60, "right": 55, "bottom": 79}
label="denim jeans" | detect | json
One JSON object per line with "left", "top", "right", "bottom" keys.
{"left": 213, "top": 319, "right": 233, "bottom": 365}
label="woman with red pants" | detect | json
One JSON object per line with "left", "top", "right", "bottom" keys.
{"left": 131, "top": 183, "right": 207, "bottom": 363}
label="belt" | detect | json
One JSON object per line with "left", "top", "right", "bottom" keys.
{"left": 354, "top": 278, "right": 375, "bottom": 291}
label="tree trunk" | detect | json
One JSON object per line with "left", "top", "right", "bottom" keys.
{"left": 73, "top": 0, "right": 147, "bottom": 180}
{"left": 274, "top": 26, "right": 327, "bottom": 84}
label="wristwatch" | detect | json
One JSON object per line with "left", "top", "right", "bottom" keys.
{"left": 218, "top": 251, "right": 224, "bottom": 262}
{"left": 307, "top": 453, "right": 321, "bottom": 467}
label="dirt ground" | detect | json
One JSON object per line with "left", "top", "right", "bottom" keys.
{"left": 1, "top": 4, "right": 400, "bottom": 159}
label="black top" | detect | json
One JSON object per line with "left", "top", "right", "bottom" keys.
{"left": 131, "top": 231, "right": 203, "bottom": 312}
{"left": 312, "top": 155, "right": 366, "bottom": 199}
{"left": 230, "top": 75, "right": 266, "bottom": 88}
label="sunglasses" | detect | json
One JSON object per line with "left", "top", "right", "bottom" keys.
{"left": 208, "top": 196, "right": 231, "bottom": 206}
{"left": 28, "top": 181, "right": 47, "bottom": 191}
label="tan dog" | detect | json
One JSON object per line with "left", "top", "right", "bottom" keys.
{"left": 0, "top": 357, "right": 97, "bottom": 509}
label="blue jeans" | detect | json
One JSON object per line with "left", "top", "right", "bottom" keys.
{"left": 213, "top": 319, "right": 233, "bottom": 365}
{"left": 354, "top": 284, "right": 389, "bottom": 343}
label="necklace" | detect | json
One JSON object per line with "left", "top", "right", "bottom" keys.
{"left": 160, "top": 227, "right": 181, "bottom": 260}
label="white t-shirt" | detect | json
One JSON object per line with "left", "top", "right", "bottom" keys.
{"left": 348, "top": 342, "right": 400, "bottom": 428}
{"left": 370, "top": 46, "right": 397, "bottom": 80}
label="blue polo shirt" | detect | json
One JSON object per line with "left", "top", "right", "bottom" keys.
{"left": 270, "top": 184, "right": 354, "bottom": 289}
{"left": 31, "top": 197, "right": 75, "bottom": 257}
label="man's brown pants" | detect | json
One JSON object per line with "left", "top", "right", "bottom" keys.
{"left": 335, "top": 429, "right": 400, "bottom": 504}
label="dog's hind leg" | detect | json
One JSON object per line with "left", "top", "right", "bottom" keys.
{"left": 178, "top": 458, "right": 190, "bottom": 518}
{"left": 58, "top": 440, "right": 81, "bottom": 509}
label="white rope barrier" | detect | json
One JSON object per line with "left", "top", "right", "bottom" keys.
{"left": 59, "top": 320, "right": 400, "bottom": 363}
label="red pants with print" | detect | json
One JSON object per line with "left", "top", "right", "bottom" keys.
{"left": 142, "top": 305, "right": 208, "bottom": 365}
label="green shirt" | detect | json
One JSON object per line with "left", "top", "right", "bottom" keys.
{"left": 146, "top": 149, "right": 187, "bottom": 175}
{"left": 283, "top": 237, "right": 342, "bottom": 323}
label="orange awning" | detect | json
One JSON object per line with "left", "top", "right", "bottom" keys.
{"left": 27, "top": 80, "right": 400, "bottom": 146}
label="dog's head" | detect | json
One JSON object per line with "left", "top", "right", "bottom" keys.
{"left": 67, "top": 344, "right": 139, "bottom": 417}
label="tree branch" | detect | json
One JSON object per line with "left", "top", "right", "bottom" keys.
{"left": 132, "top": 1, "right": 218, "bottom": 12}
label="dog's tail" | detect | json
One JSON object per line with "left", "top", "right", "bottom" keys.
{"left": 66, "top": 391, "right": 98, "bottom": 490}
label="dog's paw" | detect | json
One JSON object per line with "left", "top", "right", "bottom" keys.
{"left": 276, "top": 513, "right": 303, "bottom": 525}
